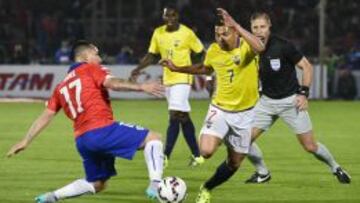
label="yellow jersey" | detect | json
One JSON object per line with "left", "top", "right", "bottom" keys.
{"left": 148, "top": 24, "right": 204, "bottom": 85}
{"left": 204, "top": 39, "right": 259, "bottom": 112}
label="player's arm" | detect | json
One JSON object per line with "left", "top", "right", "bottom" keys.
{"left": 217, "top": 8, "right": 265, "bottom": 53}
{"left": 130, "top": 53, "right": 159, "bottom": 81}
{"left": 6, "top": 109, "right": 56, "bottom": 157}
{"left": 103, "top": 77, "right": 164, "bottom": 97}
{"left": 294, "top": 57, "right": 313, "bottom": 111}
{"left": 160, "top": 60, "right": 214, "bottom": 75}
{"left": 296, "top": 57, "right": 313, "bottom": 88}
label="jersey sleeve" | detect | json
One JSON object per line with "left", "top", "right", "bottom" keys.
{"left": 241, "top": 39, "right": 256, "bottom": 59}
{"left": 284, "top": 41, "right": 303, "bottom": 65}
{"left": 148, "top": 30, "right": 159, "bottom": 54}
{"left": 89, "top": 64, "right": 112, "bottom": 88}
{"left": 189, "top": 30, "right": 204, "bottom": 54}
{"left": 47, "top": 88, "right": 62, "bottom": 112}
{"left": 203, "top": 50, "right": 212, "bottom": 68}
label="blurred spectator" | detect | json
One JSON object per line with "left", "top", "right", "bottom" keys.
{"left": 325, "top": 47, "right": 342, "bottom": 98}
{"left": 0, "top": 0, "right": 358, "bottom": 64}
{"left": 346, "top": 43, "right": 360, "bottom": 70}
{"left": 0, "top": 44, "right": 7, "bottom": 63}
{"left": 337, "top": 65, "right": 357, "bottom": 100}
{"left": 116, "top": 46, "right": 135, "bottom": 64}
{"left": 10, "top": 43, "right": 29, "bottom": 64}
{"left": 54, "top": 40, "right": 71, "bottom": 64}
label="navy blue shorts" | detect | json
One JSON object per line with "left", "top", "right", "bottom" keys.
{"left": 76, "top": 122, "right": 149, "bottom": 182}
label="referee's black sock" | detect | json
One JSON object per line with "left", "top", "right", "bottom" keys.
{"left": 181, "top": 118, "right": 200, "bottom": 157}
{"left": 204, "top": 161, "right": 238, "bottom": 190}
{"left": 164, "top": 118, "right": 180, "bottom": 158}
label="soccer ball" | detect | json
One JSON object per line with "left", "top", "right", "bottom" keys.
{"left": 157, "top": 176, "right": 187, "bottom": 203}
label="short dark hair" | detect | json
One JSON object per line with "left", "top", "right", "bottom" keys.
{"left": 163, "top": 3, "right": 178, "bottom": 13}
{"left": 215, "top": 15, "right": 224, "bottom": 26}
{"left": 71, "top": 40, "right": 93, "bottom": 60}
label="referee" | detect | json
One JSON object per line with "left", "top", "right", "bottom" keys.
{"left": 244, "top": 12, "right": 351, "bottom": 184}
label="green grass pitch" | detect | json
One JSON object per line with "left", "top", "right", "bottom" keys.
{"left": 0, "top": 100, "right": 359, "bottom": 203}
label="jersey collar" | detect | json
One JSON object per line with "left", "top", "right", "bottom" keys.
{"left": 68, "top": 62, "right": 86, "bottom": 73}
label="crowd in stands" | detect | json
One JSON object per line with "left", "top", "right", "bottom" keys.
{"left": 1, "top": 0, "right": 359, "bottom": 99}
{"left": 0, "top": 0, "right": 358, "bottom": 66}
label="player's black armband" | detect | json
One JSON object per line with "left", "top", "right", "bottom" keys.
{"left": 297, "top": 86, "right": 309, "bottom": 98}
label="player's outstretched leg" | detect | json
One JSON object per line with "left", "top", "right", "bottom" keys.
{"left": 143, "top": 131, "right": 164, "bottom": 199}
{"left": 197, "top": 149, "right": 245, "bottom": 203}
{"left": 164, "top": 111, "right": 181, "bottom": 167}
{"left": 297, "top": 132, "right": 351, "bottom": 184}
{"left": 35, "top": 179, "right": 97, "bottom": 203}
{"left": 196, "top": 185, "right": 211, "bottom": 203}
{"left": 312, "top": 142, "right": 351, "bottom": 183}
{"left": 245, "top": 143, "right": 271, "bottom": 183}
{"left": 196, "top": 160, "right": 238, "bottom": 203}
{"left": 189, "top": 154, "right": 205, "bottom": 167}
{"left": 178, "top": 112, "right": 204, "bottom": 167}
{"left": 35, "top": 192, "right": 57, "bottom": 203}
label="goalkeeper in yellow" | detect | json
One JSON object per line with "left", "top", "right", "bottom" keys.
{"left": 161, "top": 8, "right": 265, "bottom": 203}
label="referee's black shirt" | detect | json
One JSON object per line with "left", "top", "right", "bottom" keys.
{"left": 259, "top": 35, "right": 304, "bottom": 99}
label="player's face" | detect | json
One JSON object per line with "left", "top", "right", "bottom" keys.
{"left": 85, "top": 46, "right": 102, "bottom": 64}
{"left": 163, "top": 8, "right": 179, "bottom": 29}
{"left": 251, "top": 17, "right": 271, "bottom": 45}
{"left": 215, "top": 26, "right": 238, "bottom": 50}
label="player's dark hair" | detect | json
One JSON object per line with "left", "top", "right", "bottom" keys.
{"left": 214, "top": 14, "right": 224, "bottom": 26}
{"left": 250, "top": 12, "right": 272, "bottom": 25}
{"left": 70, "top": 40, "right": 93, "bottom": 61}
{"left": 163, "top": 3, "right": 178, "bottom": 13}
{"left": 215, "top": 16, "right": 224, "bottom": 26}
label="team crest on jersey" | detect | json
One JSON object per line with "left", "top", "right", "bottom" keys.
{"left": 174, "top": 40, "right": 181, "bottom": 47}
{"left": 270, "top": 58, "right": 281, "bottom": 71}
{"left": 232, "top": 55, "right": 241, "bottom": 65}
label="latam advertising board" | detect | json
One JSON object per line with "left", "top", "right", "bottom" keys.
{"left": 0, "top": 65, "right": 210, "bottom": 99}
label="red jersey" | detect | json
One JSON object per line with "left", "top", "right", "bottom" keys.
{"left": 47, "top": 62, "right": 114, "bottom": 137}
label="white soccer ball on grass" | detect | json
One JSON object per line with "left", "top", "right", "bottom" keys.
{"left": 157, "top": 176, "right": 187, "bottom": 203}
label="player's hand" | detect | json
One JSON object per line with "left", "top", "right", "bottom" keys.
{"left": 159, "top": 59, "right": 178, "bottom": 72}
{"left": 217, "top": 8, "right": 239, "bottom": 29}
{"left": 140, "top": 80, "right": 165, "bottom": 97}
{"left": 295, "top": 95, "right": 308, "bottom": 111}
{"left": 129, "top": 68, "right": 141, "bottom": 82}
{"left": 6, "top": 139, "right": 29, "bottom": 158}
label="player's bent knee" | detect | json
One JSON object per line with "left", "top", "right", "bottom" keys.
{"left": 251, "top": 127, "right": 264, "bottom": 142}
{"left": 200, "top": 148, "right": 215, "bottom": 159}
{"left": 145, "top": 131, "right": 162, "bottom": 142}
{"left": 298, "top": 132, "right": 318, "bottom": 153}
{"left": 303, "top": 143, "right": 318, "bottom": 153}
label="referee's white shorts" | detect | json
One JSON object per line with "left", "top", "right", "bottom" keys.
{"left": 165, "top": 84, "right": 191, "bottom": 112}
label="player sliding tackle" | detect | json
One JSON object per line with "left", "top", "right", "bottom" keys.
{"left": 161, "top": 8, "right": 264, "bottom": 203}
{"left": 7, "top": 40, "right": 165, "bottom": 203}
